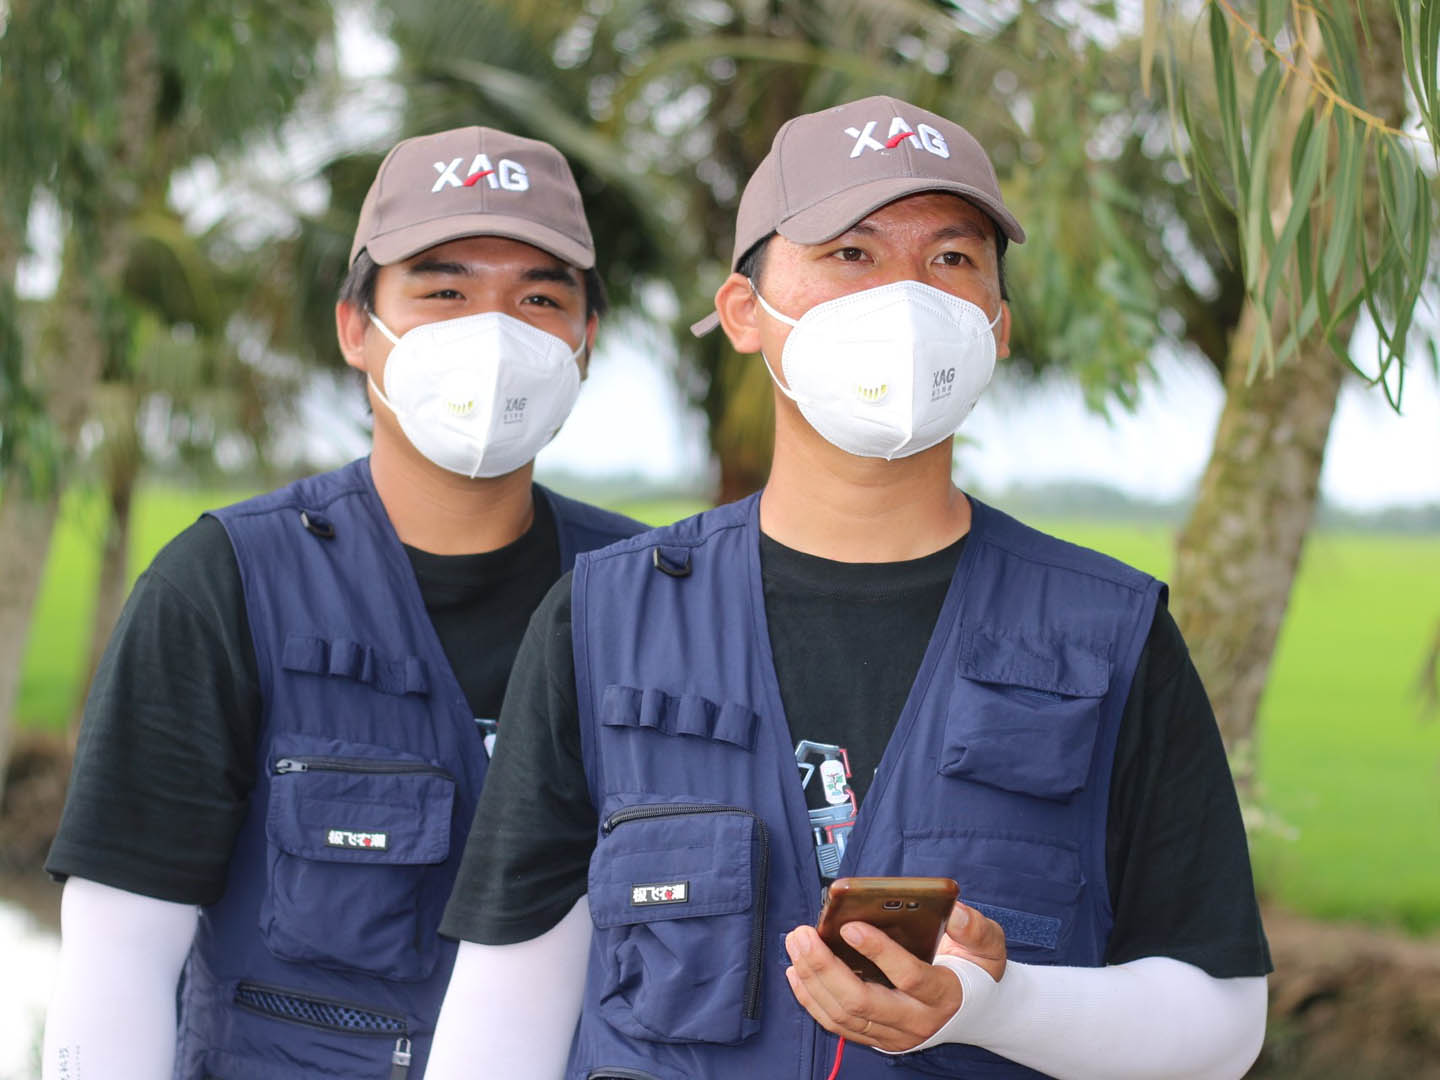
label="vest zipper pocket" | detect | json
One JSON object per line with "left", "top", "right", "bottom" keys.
{"left": 234, "top": 982, "right": 414, "bottom": 1076}
{"left": 273, "top": 755, "right": 452, "bottom": 779}
{"left": 602, "top": 804, "right": 769, "bottom": 1022}
{"left": 234, "top": 980, "right": 407, "bottom": 1035}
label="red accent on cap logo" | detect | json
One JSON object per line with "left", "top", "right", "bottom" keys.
{"left": 462, "top": 170, "right": 497, "bottom": 187}
{"left": 884, "top": 131, "right": 916, "bottom": 149}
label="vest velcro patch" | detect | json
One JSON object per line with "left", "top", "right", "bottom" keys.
{"left": 326, "top": 828, "right": 389, "bottom": 851}
{"left": 631, "top": 881, "right": 689, "bottom": 906}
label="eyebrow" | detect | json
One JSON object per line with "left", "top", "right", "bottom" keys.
{"left": 520, "top": 265, "right": 580, "bottom": 289}
{"left": 834, "top": 220, "right": 992, "bottom": 245}
{"left": 403, "top": 259, "right": 580, "bottom": 289}
{"left": 934, "top": 221, "right": 990, "bottom": 243}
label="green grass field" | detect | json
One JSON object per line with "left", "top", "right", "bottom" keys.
{"left": 16, "top": 489, "right": 1440, "bottom": 934}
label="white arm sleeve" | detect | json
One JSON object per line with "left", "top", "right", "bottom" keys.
{"left": 426, "top": 894, "right": 593, "bottom": 1080}
{"left": 42, "top": 877, "right": 199, "bottom": 1080}
{"left": 886, "top": 956, "right": 1265, "bottom": 1080}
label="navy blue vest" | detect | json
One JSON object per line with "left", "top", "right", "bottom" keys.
{"left": 173, "top": 458, "right": 642, "bottom": 1080}
{"left": 569, "top": 494, "right": 1162, "bottom": 1079}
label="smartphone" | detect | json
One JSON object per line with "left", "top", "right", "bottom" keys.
{"left": 815, "top": 876, "right": 959, "bottom": 988}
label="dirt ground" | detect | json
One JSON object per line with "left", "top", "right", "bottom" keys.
{"left": 3, "top": 730, "right": 1438, "bottom": 1076}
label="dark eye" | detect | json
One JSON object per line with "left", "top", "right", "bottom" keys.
{"left": 425, "top": 288, "right": 464, "bottom": 300}
{"left": 522, "top": 294, "right": 560, "bottom": 308}
{"left": 938, "top": 251, "right": 972, "bottom": 267}
{"left": 835, "top": 247, "right": 865, "bottom": 262}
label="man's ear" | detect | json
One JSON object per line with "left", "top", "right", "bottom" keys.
{"left": 714, "top": 273, "right": 762, "bottom": 354}
{"left": 336, "top": 301, "right": 371, "bottom": 372}
{"left": 994, "top": 300, "right": 1012, "bottom": 361}
{"left": 579, "top": 311, "right": 599, "bottom": 379}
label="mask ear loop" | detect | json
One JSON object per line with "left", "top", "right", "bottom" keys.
{"left": 364, "top": 311, "right": 404, "bottom": 416}
{"left": 749, "top": 280, "right": 810, "bottom": 408}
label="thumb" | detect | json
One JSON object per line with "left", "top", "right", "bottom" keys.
{"left": 941, "top": 902, "right": 1007, "bottom": 981}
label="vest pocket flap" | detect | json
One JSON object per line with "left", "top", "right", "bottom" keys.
{"left": 281, "top": 634, "right": 431, "bottom": 697}
{"left": 267, "top": 749, "right": 454, "bottom": 866}
{"left": 904, "top": 830, "right": 1083, "bottom": 955}
{"left": 942, "top": 633, "right": 1110, "bottom": 800}
{"left": 589, "top": 811, "right": 754, "bottom": 928}
{"left": 957, "top": 629, "right": 1110, "bottom": 697}
{"left": 587, "top": 803, "right": 765, "bottom": 1045}
{"left": 600, "top": 685, "right": 758, "bottom": 751}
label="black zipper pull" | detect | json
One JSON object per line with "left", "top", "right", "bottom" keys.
{"left": 390, "top": 1036, "right": 411, "bottom": 1079}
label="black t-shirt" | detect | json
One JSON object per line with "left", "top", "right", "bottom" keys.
{"left": 45, "top": 490, "right": 562, "bottom": 905}
{"left": 441, "top": 530, "right": 1272, "bottom": 979}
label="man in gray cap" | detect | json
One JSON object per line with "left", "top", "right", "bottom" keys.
{"left": 429, "top": 97, "right": 1269, "bottom": 1078}
{"left": 41, "top": 126, "right": 643, "bottom": 1080}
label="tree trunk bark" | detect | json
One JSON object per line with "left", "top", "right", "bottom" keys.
{"left": 0, "top": 495, "right": 62, "bottom": 806}
{"left": 72, "top": 393, "right": 140, "bottom": 730}
{"left": 1171, "top": 1, "right": 1407, "bottom": 795}
{"left": 0, "top": 25, "right": 160, "bottom": 797}
{"left": 1172, "top": 318, "right": 1347, "bottom": 780}
{"left": 710, "top": 350, "right": 775, "bottom": 505}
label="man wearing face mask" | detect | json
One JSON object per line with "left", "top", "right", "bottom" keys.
{"left": 41, "top": 126, "right": 644, "bottom": 1080}
{"left": 428, "top": 97, "right": 1270, "bottom": 1079}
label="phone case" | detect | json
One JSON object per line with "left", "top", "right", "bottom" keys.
{"left": 815, "top": 876, "right": 959, "bottom": 987}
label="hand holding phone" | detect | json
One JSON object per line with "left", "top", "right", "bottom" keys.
{"left": 815, "top": 876, "right": 959, "bottom": 988}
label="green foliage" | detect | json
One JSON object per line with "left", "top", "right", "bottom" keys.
{"left": 0, "top": 0, "right": 337, "bottom": 494}
{"left": 1153, "top": 0, "right": 1439, "bottom": 403}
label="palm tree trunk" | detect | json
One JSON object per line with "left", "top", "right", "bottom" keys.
{"left": 72, "top": 397, "right": 140, "bottom": 730}
{"left": 0, "top": 495, "right": 62, "bottom": 805}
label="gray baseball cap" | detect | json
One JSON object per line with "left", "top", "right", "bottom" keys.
{"left": 692, "top": 95, "right": 1024, "bottom": 335}
{"left": 350, "top": 126, "right": 595, "bottom": 269}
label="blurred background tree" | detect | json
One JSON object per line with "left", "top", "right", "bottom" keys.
{"left": 0, "top": 0, "right": 337, "bottom": 796}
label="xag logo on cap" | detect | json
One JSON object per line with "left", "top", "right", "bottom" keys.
{"left": 326, "top": 828, "right": 389, "bottom": 851}
{"left": 631, "top": 881, "right": 689, "bottom": 906}
{"left": 432, "top": 154, "right": 530, "bottom": 193}
{"left": 844, "top": 117, "right": 950, "bottom": 160}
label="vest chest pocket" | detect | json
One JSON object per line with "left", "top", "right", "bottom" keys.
{"left": 262, "top": 735, "right": 454, "bottom": 981}
{"left": 587, "top": 803, "right": 768, "bottom": 1046}
{"left": 903, "top": 829, "right": 1084, "bottom": 961}
{"left": 939, "top": 630, "right": 1112, "bottom": 800}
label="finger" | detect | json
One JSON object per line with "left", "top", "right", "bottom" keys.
{"left": 836, "top": 921, "right": 954, "bottom": 1005}
{"left": 785, "top": 927, "right": 874, "bottom": 1024}
{"left": 940, "top": 902, "right": 1007, "bottom": 981}
{"left": 785, "top": 965, "right": 917, "bottom": 1049}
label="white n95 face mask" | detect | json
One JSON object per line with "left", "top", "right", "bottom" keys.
{"left": 367, "top": 310, "right": 583, "bottom": 479}
{"left": 752, "top": 279, "right": 1000, "bottom": 460}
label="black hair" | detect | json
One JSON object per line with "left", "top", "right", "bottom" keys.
{"left": 337, "top": 250, "right": 380, "bottom": 312}
{"left": 337, "top": 248, "right": 610, "bottom": 318}
{"left": 735, "top": 222, "right": 1010, "bottom": 302}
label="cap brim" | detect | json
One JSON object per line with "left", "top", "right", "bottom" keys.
{"left": 363, "top": 213, "right": 595, "bottom": 269}
{"left": 777, "top": 177, "right": 1026, "bottom": 248}
{"left": 690, "top": 311, "right": 721, "bottom": 337}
